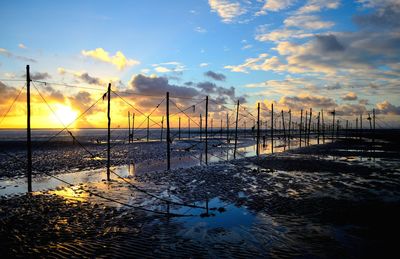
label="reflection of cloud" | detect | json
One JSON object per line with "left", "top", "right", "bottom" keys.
{"left": 81, "top": 48, "right": 140, "bottom": 70}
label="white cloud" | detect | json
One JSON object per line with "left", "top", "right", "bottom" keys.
{"left": 194, "top": 26, "right": 207, "bottom": 33}
{"left": 255, "top": 26, "right": 312, "bottom": 42}
{"left": 284, "top": 15, "right": 335, "bottom": 29}
{"left": 199, "top": 63, "right": 209, "bottom": 67}
{"left": 81, "top": 48, "right": 140, "bottom": 70}
{"left": 18, "top": 43, "right": 26, "bottom": 49}
{"left": 154, "top": 66, "right": 171, "bottom": 73}
{"left": 208, "top": 0, "right": 247, "bottom": 23}
{"left": 296, "top": 0, "right": 340, "bottom": 14}
{"left": 257, "top": 0, "right": 296, "bottom": 15}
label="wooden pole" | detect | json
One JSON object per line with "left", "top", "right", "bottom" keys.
{"left": 205, "top": 96, "right": 208, "bottom": 165}
{"left": 107, "top": 83, "right": 111, "bottom": 181}
{"left": 288, "top": 109, "right": 291, "bottom": 141}
{"left": 166, "top": 92, "right": 170, "bottom": 170}
{"left": 256, "top": 102, "right": 260, "bottom": 156}
{"left": 300, "top": 109, "right": 303, "bottom": 147}
{"left": 317, "top": 112, "right": 320, "bottom": 144}
{"left": 305, "top": 110, "right": 308, "bottom": 145}
{"left": 128, "top": 111, "right": 131, "bottom": 143}
{"left": 234, "top": 100, "right": 239, "bottom": 158}
{"left": 321, "top": 109, "right": 325, "bottom": 143}
{"left": 26, "top": 65, "right": 32, "bottom": 193}
{"left": 332, "top": 109, "right": 335, "bottom": 142}
{"left": 308, "top": 108, "right": 312, "bottom": 145}
{"left": 271, "top": 103, "right": 274, "bottom": 153}
{"left": 360, "top": 113, "right": 363, "bottom": 140}
{"left": 281, "top": 110, "right": 286, "bottom": 142}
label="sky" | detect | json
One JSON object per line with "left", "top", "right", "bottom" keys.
{"left": 0, "top": 0, "right": 399, "bottom": 128}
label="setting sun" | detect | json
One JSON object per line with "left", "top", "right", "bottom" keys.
{"left": 51, "top": 104, "right": 78, "bottom": 126}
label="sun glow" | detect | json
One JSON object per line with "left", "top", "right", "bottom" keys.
{"left": 51, "top": 104, "right": 78, "bottom": 127}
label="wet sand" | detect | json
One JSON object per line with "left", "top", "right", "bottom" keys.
{"left": 1, "top": 135, "right": 400, "bottom": 258}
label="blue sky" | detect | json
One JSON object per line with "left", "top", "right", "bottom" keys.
{"left": 1, "top": 0, "right": 400, "bottom": 127}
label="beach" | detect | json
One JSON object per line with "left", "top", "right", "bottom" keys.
{"left": 1, "top": 130, "right": 399, "bottom": 258}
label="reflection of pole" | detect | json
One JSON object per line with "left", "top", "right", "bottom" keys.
{"left": 26, "top": 65, "right": 32, "bottom": 193}
{"left": 166, "top": 92, "right": 170, "bottom": 170}
{"left": 234, "top": 100, "right": 239, "bottom": 158}
{"left": 107, "top": 83, "right": 111, "bottom": 181}
{"left": 256, "top": 102, "right": 260, "bottom": 156}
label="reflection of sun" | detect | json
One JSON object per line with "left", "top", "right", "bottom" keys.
{"left": 53, "top": 104, "right": 78, "bottom": 126}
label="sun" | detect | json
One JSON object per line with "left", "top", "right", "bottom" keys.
{"left": 52, "top": 104, "right": 78, "bottom": 126}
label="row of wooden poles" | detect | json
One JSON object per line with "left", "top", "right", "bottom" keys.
{"left": 24, "top": 65, "right": 376, "bottom": 192}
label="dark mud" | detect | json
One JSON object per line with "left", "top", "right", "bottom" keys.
{"left": 1, "top": 136, "right": 400, "bottom": 258}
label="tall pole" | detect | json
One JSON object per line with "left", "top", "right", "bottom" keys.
{"left": 234, "top": 100, "right": 239, "bottom": 158}
{"left": 26, "top": 65, "right": 32, "bottom": 193}
{"left": 288, "top": 109, "right": 291, "bottom": 141}
{"left": 256, "top": 102, "right": 260, "bottom": 156}
{"left": 321, "top": 109, "right": 325, "bottom": 143}
{"left": 308, "top": 108, "right": 312, "bottom": 145}
{"left": 271, "top": 103, "right": 274, "bottom": 153}
{"left": 300, "top": 109, "right": 303, "bottom": 147}
{"left": 166, "top": 92, "right": 170, "bottom": 170}
{"left": 107, "top": 83, "right": 111, "bottom": 181}
{"left": 317, "top": 112, "right": 320, "bottom": 144}
{"left": 132, "top": 113, "right": 135, "bottom": 141}
{"left": 281, "top": 110, "right": 286, "bottom": 142}
{"left": 332, "top": 109, "right": 336, "bottom": 141}
{"left": 205, "top": 96, "right": 208, "bottom": 165}
{"left": 220, "top": 118, "right": 223, "bottom": 139}
{"left": 128, "top": 111, "right": 131, "bottom": 143}
{"left": 360, "top": 113, "right": 363, "bottom": 140}
{"left": 305, "top": 110, "right": 308, "bottom": 145}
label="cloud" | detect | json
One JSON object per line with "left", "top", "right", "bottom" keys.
{"left": 195, "top": 81, "right": 247, "bottom": 103}
{"left": 0, "top": 48, "right": 36, "bottom": 63}
{"left": 296, "top": 0, "right": 340, "bottom": 14}
{"left": 78, "top": 73, "right": 101, "bottom": 85}
{"left": 255, "top": 26, "right": 312, "bottom": 42}
{"left": 194, "top": 26, "right": 207, "bottom": 33}
{"left": 279, "top": 94, "right": 337, "bottom": 110}
{"left": 81, "top": 48, "right": 140, "bottom": 70}
{"left": 354, "top": 1, "right": 400, "bottom": 28}
{"left": 199, "top": 63, "right": 209, "bottom": 67}
{"left": 257, "top": 0, "right": 296, "bottom": 15}
{"left": 18, "top": 43, "right": 26, "bottom": 49}
{"left": 154, "top": 66, "right": 171, "bottom": 73}
{"left": 342, "top": 92, "right": 358, "bottom": 101}
{"left": 208, "top": 0, "right": 247, "bottom": 23}
{"left": 376, "top": 100, "right": 400, "bottom": 115}
{"left": 152, "top": 62, "right": 185, "bottom": 73}
{"left": 315, "top": 34, "right": 345, "bottom": 52}
{"left": 284, "top": 15, "right": 335, "bottom": 30}
{"left": 30, "top": 72, "right": 51, "bottom": 80}
{"left": 224, "top": 53, "right": 286, "bottom": 73}
{"left": 204, "top": 70, "right": 226, "bottom": 81}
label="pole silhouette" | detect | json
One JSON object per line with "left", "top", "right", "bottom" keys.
{"left": 107, "top": 83, "right": 111, "bottom": 181}
{"left": 26, "top": 65, "right": 32, "bottom": 192}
